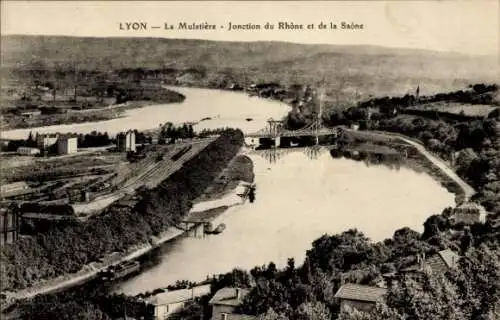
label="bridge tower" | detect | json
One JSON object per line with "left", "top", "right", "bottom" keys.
{"left": 310, "top": 87, "right": 326, "bottom": 145}
{"left": 266, "top": 118, "right": 283, "bottom": 147}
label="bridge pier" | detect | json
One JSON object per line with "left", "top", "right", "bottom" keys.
{"left": 274, "top": 137, "right": 281, "bottom": 148}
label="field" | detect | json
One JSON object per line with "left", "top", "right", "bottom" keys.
{"left": 407, "top": 102, "right": 498, "bottom": 118}
{"left": 0, "top": 75, "right": 185, "bottom": 129}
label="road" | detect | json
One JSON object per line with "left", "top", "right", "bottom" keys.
{"left": 393, "top": 135, "right": 476, "bottom": 201}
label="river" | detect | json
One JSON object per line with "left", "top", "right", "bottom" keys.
{"left": 0, "top": 86, "right": 290, "bottom": 140}
{"left": 115, "top": 147, "right": 454, "bottom": 296}
{"left": 1, "top": 87, "right": 455, "bottom": 297}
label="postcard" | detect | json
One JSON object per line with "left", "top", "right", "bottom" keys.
{"left": 1, "top": 1, "right": 499, "bottom": 319}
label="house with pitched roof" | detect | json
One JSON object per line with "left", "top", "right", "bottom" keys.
{"left": 209, "top": 287, "right": 256, "bottom": 320}
{"left": 146, "top": 284, "right": 211, "bottom": 320}
{"left": 452, "top": 202, "right": 487, "bottom": 225}
{"left": 334, "top": 283, "right": 387, "bottom": 313}
{"left": 401, "top": 249, "right": 461, "bottom": 277}
{"left": 424, "top": 249, "right": 460, "bottom": 274}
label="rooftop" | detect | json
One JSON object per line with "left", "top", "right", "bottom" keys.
{"left": 146, "top": 284, "right": 211, "bottom": 306}
{"left": 58, "top": 134, "right": 79, "bottom": 139}
{"left": 455, "top": 202, "right": 486, "bottom": 214}
{"left": 211, "top": 314, "right": 257, "bottom": 320}
{"left": 209, "top": 287, "right": 249, "bottom": 307}
{"left": 401, "top": 249, "right": 460, "bottom": 273}
{"left": 334, "top": 283, "right": 387, "bottom": 303}
{"left": 436, "top": 249, "right": 460, "bottom": 269}
{"left": 38, "top": 133, "right": 59, "bottom": 138}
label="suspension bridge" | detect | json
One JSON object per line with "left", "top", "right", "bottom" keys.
{"left": 245, "top": 88, "right": 344, "bottom": 146}
{"left": 245, "top": 118, "right": 343, "bottom": 139}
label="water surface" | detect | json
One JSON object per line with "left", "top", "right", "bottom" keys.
{"left": 0, "top": 87, "right": 290, "bottom": 140}
{"left": 116, "top": 148, "right": 454, "bottom": 295}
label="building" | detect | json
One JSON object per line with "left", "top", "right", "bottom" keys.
{"left": 0, "top": 138, "right": 11, "bottom": 148}
{"left": 423, "top": 249, "right": 460, "bottom": 274}
{"left": 0, "top": 207, "right": 21, "bottom": 245}
{"left": 20, "top": 110, "right": 42, "bottom": 118}
{"left": 235, "top": 182, "right": 252, "bottom": 197}
{"left": 57, "top": 135, "right": 78, "bottom": 154}
{"left": 117, "top": 130, "right": 136, "bottom": 152}
{"left": 36, "top": 133, "right": 59, "bottom": 150}
{"left": 209, "top": 287, "right": 257, "bottom": 320}
{"left": 452, "top": 202, "right": 487, "bottom": 225}
{"left": 16, "top": 147, "right": 41, "bottom": 156}
{"left": 334, "top": 283, "right": 387, "bottom": 313}
{"left": 146, "top": 284, "right": 211, "bottom": 320}
{"left": 401, "top": 249, "right": 461, "bottom": 276}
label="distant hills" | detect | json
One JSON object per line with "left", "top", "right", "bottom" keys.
{"left": 2, "top": 35, "right": 499, "bottom": 99}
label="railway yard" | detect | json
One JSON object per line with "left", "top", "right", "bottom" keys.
{"left": 0, "top": 138, "right": 216, "bottom": 219}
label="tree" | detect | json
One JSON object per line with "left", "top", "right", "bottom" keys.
{"left": 422, "top": 215, "right": 446, "bottom": 240}
{"left": 338, "top": 303, "right": 402, "bottom": 320}
{"left": 294, "top": 301, "right": 331, "bottom": 320}
{"left": 451, "top": 244, "right": 500, "bottom": 318}
{"left": 385, "top": 271, "right": 467, "bottom": 320}
{"left": 259, "top": 308, "right": 289, "bottom": 320}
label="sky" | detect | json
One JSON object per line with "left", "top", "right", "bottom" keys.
{"left": 1, "top": 1, "right": 499, "bottom": 56}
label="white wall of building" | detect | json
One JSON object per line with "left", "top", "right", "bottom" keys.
{"left": 57, "top": 137, "right": 78, "bottom": 154}
{"left": 154, "top": 301, "right": 185, "bottom": 320}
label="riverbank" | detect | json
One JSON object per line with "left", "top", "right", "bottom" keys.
{"left": 343, "top": 129, "right": 475, "bottom": 204}
{"left": 1, "top": 87, "right": 185, "bottom": 130}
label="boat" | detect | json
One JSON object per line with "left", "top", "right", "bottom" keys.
{"left": 99, "top": 260, "right": 141, "bottom": 281}
{"left": 211, "top": 223, "right": 226, "bottom": 235}
{"left": 200, "top": 117, "right": 212, "bottom": 121}
{"left": 245, "top": 118, "right": 253, "bottom": 122}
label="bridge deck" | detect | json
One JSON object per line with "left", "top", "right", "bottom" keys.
{"left": 246, "top": 130, "right": 339, "bottom": 138}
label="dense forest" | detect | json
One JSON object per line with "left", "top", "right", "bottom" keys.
{"left": 0, "top": 129, "right": 244, "bottom": 292}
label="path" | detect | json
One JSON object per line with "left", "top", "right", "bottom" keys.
{"left": 394, "top": 135, "right": 475, "bottom": 200}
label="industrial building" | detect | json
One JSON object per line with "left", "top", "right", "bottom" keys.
{"left": 35, "top": 132, "right": 78, "bottom": 155}
{"left": 117, "top": 130, "right": 136, "bottom": 152}
{"left": 17, "top": 146, "right": 41, "bottom": 156}
{"left": 0, "top": 208, "right": 20, "bottom": 245}
{"left": 57, "top": 135, "right": 78, "bottom": 154}
{"left": 36, "top": 133, "right": 59, "bottom": 150}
